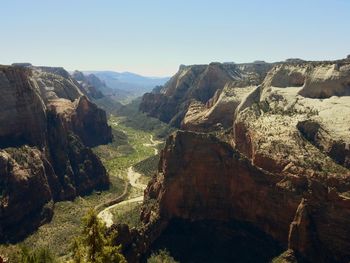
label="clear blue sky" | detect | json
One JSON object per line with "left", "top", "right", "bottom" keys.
{"left": 1, "top": 0, "right": 349, "bottom": 76}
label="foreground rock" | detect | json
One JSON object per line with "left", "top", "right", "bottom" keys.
{"left": 118, "top": 58, "right": 350, "bottom": 263}
{"left": 0, "top": 65, "right": 112, "bottom": 241}
{"left": 136, "top": 131, "right": 350, "bottom": 262}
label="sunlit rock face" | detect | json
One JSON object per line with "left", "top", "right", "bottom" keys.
{"left": 135, "top": 58, "right": 350, "bottom": 263}
{"left": 0, "top": 65, "right": 112, "bottom": 242}
{"left": 140, "top": 62, "right": 273, "bottom": 130}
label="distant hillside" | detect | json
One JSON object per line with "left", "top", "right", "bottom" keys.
{"left": 84, "top": 71, "right": 170, "bottom": 99}
{"left": 71, "top": 70, "right": 132, "bottom": 102}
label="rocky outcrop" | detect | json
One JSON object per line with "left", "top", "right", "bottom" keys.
{"left": 297, "top": 120, "right": 350, "bottom": 169}
{"left": 262, "top": 64, "right": 307, "bottom": 88}
{"left": 139, "top": 131, "right": 350, "bottom": 263}
{"left": 141, "top": 131, "right": 301, "bottom": 243}
{"left": 182, "top": 84, "right": 255, "bottom": 131}
{"left": 0, "top": 65, "right": 112, "bottom": 242}
{"left": 0, "top": 147, "right": 55, "bottom": 241}
{"left": 233, "top": 62, "right": 350, "bottom": 181}
{"left": 72, "top": 96, "right": 112, "bottom": 147}
{"left": 288, "top": 189, "right": 350, "bottom": 263}
{"left": 133, "top": 58, "right": 350, "bottom": 262}
{"left": 298, "top": 62, "right": 350, "bottom": 98}
{"left": 140, "top": 62, "right": 273, "bottom": 129}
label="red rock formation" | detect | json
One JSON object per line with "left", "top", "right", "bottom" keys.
{"left": 288, "top": 187, "right": 350, "bottom": 263}
{"left": 124, "top": 59, "right": 350, "bottom": 262}
{"left": 140, "top": 131, "right": 350, "bottom": 262}
{"left": 142, "top": 131, "right": 301, "bottom": 243}
{"left": 0, "top": 147, "right": 54, "bottom": 241}
{"left": 0, "top": 65, "right": 112, "bottom": 242}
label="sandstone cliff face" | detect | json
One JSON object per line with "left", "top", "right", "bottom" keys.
{"left": 136, "top": 59, "right": 350, "bottom": 263}
{"left": 0, "top": 66, "right": 47, "bottom": 148}
{"left": 0, "top": 65, "right": 112, "bottom": 241}
{"left": 140, "top": 62, "right": 273, "bottom": 129}
{"left": 141, "top": 131, "right": 350, "bottom": 263}
{"left": 182, "top": 84, "right": 255, "bottom": 131}
{"left": 142, "top": 132, "right": 301, "bottom": 244}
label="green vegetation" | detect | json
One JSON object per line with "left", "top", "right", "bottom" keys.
{"left": 0, "top": 246, "right": 58, "bottom": 263}
{"left": 133, "top": 154, "right": 160, "bottom": 177}
{"left": 71, "top": 209, "right": 126, "bottom": 263}
{"left": 18, "top": 175, "right": 124, "bottom": 258}
{"left": 147, "top": 249, "right": 179, "bottom": 263}
{"left": 116, "top": 98, "right": 175, "bottom": 138}
{"left": 271, "top": 249, "right": 298, "bottom": 263}
{"left": 0, "top": 98, "right": 172, "bottom": 261}
{"left": 112, "top": 202, "right": 142, "bottom": 228}
{"left": 252, "top": 99, "right": 319, "bottom": 117}
{"left": 17, "top": 246, "right": 57, "bottom": 263}
{"left": 1, "top": 210, "right": 127, "bottom": 263}
{"left": 94, "top": 115, "right": 165, "bottom": 180}
{"left": 14, "top": 111, "right": 166, "bottom": 259}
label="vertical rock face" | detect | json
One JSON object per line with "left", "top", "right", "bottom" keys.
{"left": 298, "top": 62, "right": 350, "bottom": 98}
{"left": 0, "top": 67, "right": 47, "bottom": 148}
{"left": 72, "top": 96, "right": 112, "bottom": 147}
{"left": 0, "top": 65, "right": 112, "bottom": 242}
{"left": 142, "top": 132, "right": 301, "bottom": 244}
{"left": 0, "top": 147, "right": 54, "bottom": 241}
{"left": 137, "top": 58, "right": 350, "bottom": 263}
{"left": 140, "top": 62, "right": 273, "bottom": 129}
{"left": 142, "top": 131, "right": 350, "bottom": 263}
{"left": 288, "top": 190, "right": 350, "bottom": 263}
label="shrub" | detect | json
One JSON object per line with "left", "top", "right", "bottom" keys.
{"left": 147, "top": 249, "right": 178, "bottom": 263}
{"left": 17, "top": 246, "right": 57, "bottom": 263}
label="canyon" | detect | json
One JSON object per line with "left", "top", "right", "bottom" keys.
{"left": 1, "top": 58, "right": 350, "bottom": 263}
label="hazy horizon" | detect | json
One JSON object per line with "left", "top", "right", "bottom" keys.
{"left": 2, "top": 0, "right": 350, "bottom": 76}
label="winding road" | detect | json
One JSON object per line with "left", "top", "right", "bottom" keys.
{"left": 98, "top": 135, "right": 162, "bottom": 227}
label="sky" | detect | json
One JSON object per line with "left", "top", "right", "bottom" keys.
{"left": 1, "top": 0, "right": 350, "bottom": 77}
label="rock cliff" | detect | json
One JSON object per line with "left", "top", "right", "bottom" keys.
{"left": 140, "top": 62, "right": 273, "bottom": 130}
{"left": 130, "top": 58, "right": 350, "bottom": 262}
{"left": 0, "top": 65, "right": 112, "bottom": 241}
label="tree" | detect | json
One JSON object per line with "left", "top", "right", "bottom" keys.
{"left": 71, "top": 209, "right": 126, "bottom": 263}
{"left": 18, "top": 246, "right": 57, "bottom": 263}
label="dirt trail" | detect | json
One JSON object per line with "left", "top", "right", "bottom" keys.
{"left": 98, "top": 135, "right": 161, "bottom": 227}
{"left": 143, "top": 135, "right": 162, "bottom": 155}
{"left": 98, "top": 196, "right": 144, "bottom": 227}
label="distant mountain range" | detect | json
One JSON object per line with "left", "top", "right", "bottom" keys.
{"left": 84, "top": 71, "right": 170, "bottom": 100}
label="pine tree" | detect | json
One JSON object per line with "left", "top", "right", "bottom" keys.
{"left": 82, "top": 209, "right": 105, "bottom": 262}
{"left": 71, "top": 209, "right": 126, "bottom": 263}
